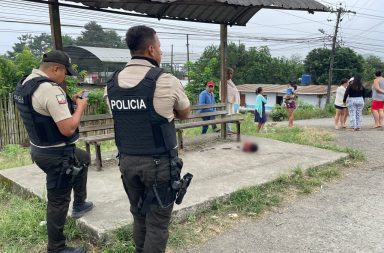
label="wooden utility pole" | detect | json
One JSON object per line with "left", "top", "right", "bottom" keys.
{"left": 327, "top": 7, "right": 342, "bottom": 104}
{"left": 48, "top": 0, "right": 63, "bottom": 50}
{"left": 326, "top": 6, "right": 355, "bottom": 104}
{"left": 186, "top": 34, "right": 190, "bottom": 84}
{"left": 220, "top": 24, "right": 228, "bottom": 138}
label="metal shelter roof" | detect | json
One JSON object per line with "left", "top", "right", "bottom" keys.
{"left": 64, "top": 46, "right": 200, "bottom": 71}
{"left": 68, "top": 0, "right": 330, "bottom": 26}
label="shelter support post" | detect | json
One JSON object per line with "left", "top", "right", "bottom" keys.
{"left": 49, "top": 0, "right": 63, "bottom": 50}
{"left": 220, "top": 24, "right": 228, "bottom": 139}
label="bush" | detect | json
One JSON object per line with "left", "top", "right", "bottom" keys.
{"left": 270, "top": 104, "right": 288, "bottom": 121}
{"left": 87, "top": 88, "right": 108, "bottom": 114}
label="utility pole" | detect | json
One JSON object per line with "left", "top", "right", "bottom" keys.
{"left": 326, "top": 4, "right": 355, "bottom": 104}
{"left": 171, "top": 44, "right": 174, "bottom": 74}
{"left": 186, "top": 34, "right": 190, "bottom": 84}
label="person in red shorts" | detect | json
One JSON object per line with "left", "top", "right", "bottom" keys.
{"left": 371, "top": 71, "right": 384, "bottom": 128}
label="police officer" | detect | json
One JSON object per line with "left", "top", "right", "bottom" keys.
{"left": 14, "top": 50, "right": 93, "bottom": 253}
{"left": 105, "top": 25, "right": 190, "bottom": 253}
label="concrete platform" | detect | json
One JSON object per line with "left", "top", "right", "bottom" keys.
{"left": 0, "top": 136, "right": 347, "bottom": 240}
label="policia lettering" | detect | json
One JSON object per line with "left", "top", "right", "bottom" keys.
{"left": 110, "top": 98, "right": 147, "bottom": 110}
{"left": 108, "top": 67, "right": 193, "bottom": 214}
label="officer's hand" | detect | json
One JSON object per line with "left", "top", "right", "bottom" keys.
{"left": 76, "top": 96, "right": 88, "bottom": 109}
{"left": 72, "top": 90, "right": 85, "bottom": 103}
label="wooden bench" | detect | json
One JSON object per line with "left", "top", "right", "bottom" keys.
{"left": 79, "top": 103, "right": 243, "bottom": 169}
{"left": 175, "top": 103, "right": 244, "bottom": 149}
{"left": 79, "top": 114, "right": 114, "bottom": 170}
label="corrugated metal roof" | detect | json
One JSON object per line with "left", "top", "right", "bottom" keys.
{"left": 69, "top": 0, "right": 329, "bottom": 26}
{"left": 237, "top": 84, "right": 337, "bottom": 95}
{"left": 64, "top": 46, "right": 200, "bottom": 64}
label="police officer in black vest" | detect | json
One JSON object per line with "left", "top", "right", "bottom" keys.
{"left": 14, "top": 50, "right": 93, "bottom": 253}
{"left": 105, "top": 26, "right": 191, "bottom": 252}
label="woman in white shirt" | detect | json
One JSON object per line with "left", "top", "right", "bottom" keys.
{"left": 334, "top": 78, "right": 349, "bottom": 129}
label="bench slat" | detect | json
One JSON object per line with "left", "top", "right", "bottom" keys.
{"left": 190, "top": 103, "right": 226, "bottom": 110}
{"left": 81, "top": 133, "right": 115, "bottom": 143}
{"left": 79, "top": 124, "right": 114, "bottom": 133}
{"left": 81, "top": 114, "right": 113, "bottom": 122}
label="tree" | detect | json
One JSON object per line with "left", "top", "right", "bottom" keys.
{"left": 185, "top": 43, "right": 305, "bottom": 103}
{"left": 304, "top": 47, "right": 364, "bottom": 84}
{"left": 0, "top": 48, "right": 39, "bottom": 96}
{"left": 185, "top": 58, "right": 219, "bottom": 104}
{"left": 7, "top": 33, "right": 76, "bottom": 60}
{"left": 76, "top": 21, "right": 125, "bottom": 48}
{"left": 363, "top": 55, "right": 384, "bottom": 82}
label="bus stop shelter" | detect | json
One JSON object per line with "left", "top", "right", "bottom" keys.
{"left": 26, "top": 0, "right": 330, "bottom": 135}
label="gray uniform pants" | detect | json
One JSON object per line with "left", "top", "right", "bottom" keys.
{"left": 31, "top": 147, "right": 89, "bottom": 251}
{"left": 120, "top": 154, "right": 174, "bottom": 253}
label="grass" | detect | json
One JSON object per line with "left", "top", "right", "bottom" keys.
{"left": 0, "top": 140, "right": 118, "bottom": 171}
{"left": 167, "top": 150, "right": 363, "bottom": 252}
{"left": 0, "top": 112, "right": 365, "bottom": 252}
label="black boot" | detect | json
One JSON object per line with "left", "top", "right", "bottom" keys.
{"left": 71, "top": 201, "right": 94, "bottom": 219}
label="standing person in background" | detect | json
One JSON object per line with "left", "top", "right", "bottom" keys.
{"left": 371, "top": 70, "right": 384, "bottom": 128}
{"left": 198, "top": 81, "right": 220, "bottom": 134}
{"left": 13, "top": 50, "right": 93, "bottom": 253}
{"left": 221, "top": 67, "right": 240, "bottom": 133}
{"left": 284, "top": 81, "right": 297, "bottom": 127}
{"left": 254, "top": 87, "right": 267, "bottom": 132}
{"left": 334, "top": 78, "right": 349, "bottom": 129}
{"left": 343, "top": 74, "right": 366, "bottom": 131}
{"left": 105, "top": 25, "right": 190, "bottom": 253}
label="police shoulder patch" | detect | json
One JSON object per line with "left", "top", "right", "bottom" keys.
{"left": 56, "top": 94, "right": 67, "bottom": 104}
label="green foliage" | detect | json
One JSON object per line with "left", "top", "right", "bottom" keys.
{"left": 185, "top": 58, "right": 219, "bottom": 103}
{"left": 269, "top": 104, "right": 288, "bottom": 121}
{"left": 186, "top": 43, "right": 304, "bottom": 103}
{"left": 363, "top": 55, "right": 384, "bottom": 82}
{"left": 76, "top": 21, "right": 125, "bottom": 48}
{"left": 0, "top": 56, "right": 18, "bottom": 96}
{"left": 87, "top": 89, "right": 109, "bottom": 114}
{"left": 304, "top": 47, "right": 364, "bottom": 84}
{"left": 0, "top": 48, "right": 39, "bottom": 96}
{"left": 0, "top": 144, "right": 32, "bottom": 170}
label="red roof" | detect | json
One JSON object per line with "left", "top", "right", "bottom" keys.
{"left": 237, "top": 84, "right": 338, "bottom": 95}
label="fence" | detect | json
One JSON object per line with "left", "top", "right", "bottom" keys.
{"left": 0, "top": 93, "right": 102, "bottom": 149}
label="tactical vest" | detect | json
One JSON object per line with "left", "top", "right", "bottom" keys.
{"left": 107, "top": 67, "right": 177, "bottom": 155}
{"left": 13, "top": 76, "right": 79, "bottom": 147}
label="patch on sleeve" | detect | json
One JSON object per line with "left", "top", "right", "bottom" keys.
{"left": 56, "top": 94, "right": 67, "bottom": 104}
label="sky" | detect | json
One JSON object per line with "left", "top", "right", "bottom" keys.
{"left": 0, "top": 0, "right": 384, "bottom": 60}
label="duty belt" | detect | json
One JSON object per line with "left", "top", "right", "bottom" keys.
{"left": 31, "top": 144, "right": 75, "bottom": 156}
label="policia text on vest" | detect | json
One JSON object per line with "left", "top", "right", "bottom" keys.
{"left": 110, "top": 98, "right": 147, "bottom": 111}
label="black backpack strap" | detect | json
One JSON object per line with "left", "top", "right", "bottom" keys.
{"left": 107, "top": 70, "right": 121, "bottom": 90}
{"left": 144, "top": 67, "right": 164, "bottom": 82}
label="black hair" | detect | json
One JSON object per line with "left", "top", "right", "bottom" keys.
{"left": 340, "top": 78, "right": 348, "bottom": 85}
{"left": 350, "top": 74, "right": 363, "bottom": 91}
{"left": 125, "top": 25, "right": 156, "bottom": 55}
{"left": 256, "top": 87, "right": 263, "bottom": 94}
{"left": 292, "top": 84, "right": 298, "bottom": 90}
{"left": 375, "top": 70, "right": 382, "bottom": 77}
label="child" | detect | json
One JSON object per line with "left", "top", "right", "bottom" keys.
{"left": 284, "top": 81, "right": 297, "bottom": 106}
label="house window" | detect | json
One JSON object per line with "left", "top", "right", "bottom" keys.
{"left": 276, "top": 95, "right": 283, "bottom": 105}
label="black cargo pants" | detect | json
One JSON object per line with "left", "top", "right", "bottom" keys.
{"left": 120, "top": 154, "right": 174, "bottom": 253}
{"left": 31, "top": 146, "right": 90, "bottom": 251}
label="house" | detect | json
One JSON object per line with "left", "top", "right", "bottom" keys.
{"left": 236, "top": 84, "right": 338, "bottom": 111}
